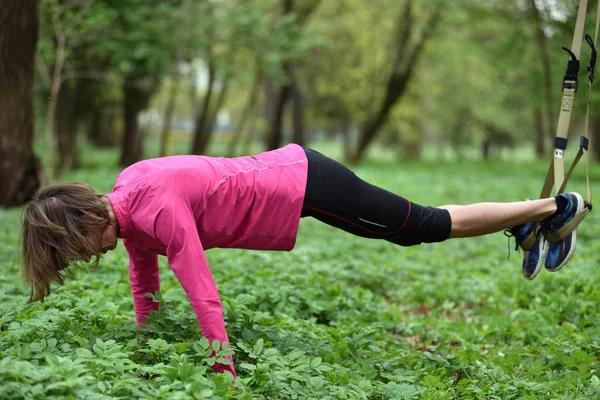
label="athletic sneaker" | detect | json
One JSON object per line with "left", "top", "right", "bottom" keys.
{"left": 543, "top": 192, "right": 587, "bottom": 272}
{"left": 542, "top": 192, "right": 586, "bottom": 242}
{"left": 545, "top": 232, "right": 576, "bottom": 272}
{"left": 505, "top": 221, "right": 546, "bottom": 280}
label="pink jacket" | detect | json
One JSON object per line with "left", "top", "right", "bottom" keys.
{"left": 105, "top": 144, "right": 308, "bottom": 375}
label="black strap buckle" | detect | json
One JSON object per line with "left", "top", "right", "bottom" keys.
{"left": 580, "top": 135, "right": 589, "bottom": 150}
{"left": 555, "top": 137, "right": 568, "bottom": 150}
{"left": 562, "top": 47, "right": 580, "bottom": 92}
{"left": 586, "top": 34, "right": 597, "bottom": 84}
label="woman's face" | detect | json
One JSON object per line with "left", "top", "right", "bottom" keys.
{"left": 81, "top": 224, "right": 118, "bottom": 263}
{"left": 100, "top": 223, "right": 118, "bottom": 254}
{"left": 81, "top": 199, "right": 119, "bottom": 263}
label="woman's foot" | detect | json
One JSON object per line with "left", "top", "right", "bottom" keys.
{"left": 544, "top": 192, "right": 588, "bottom": 272}
{"left": 507, "top": 221, "right": 546, "bottom": 280}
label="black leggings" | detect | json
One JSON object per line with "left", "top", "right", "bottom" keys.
{"left": 300, "top": 148, "right": 452, "bottom": 246}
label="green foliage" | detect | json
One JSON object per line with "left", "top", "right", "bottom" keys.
{"left": 2, "top": 148, "right": 600, "bottom": 398}
{"left": 34, "top": 0, "right": 600, "bottom": 164}
{"left": 302, "top": 0, "right": 600, "bottom": 158}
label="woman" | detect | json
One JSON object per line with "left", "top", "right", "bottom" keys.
{"left": 20, "top": 143, "right": 589, "bottom": 376}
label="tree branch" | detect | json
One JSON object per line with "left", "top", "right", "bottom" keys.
{"left": 405, "top": 4, "right": 443, "bottom": 73}
{"left": 65, "top": 0, "right": 96, "bottom": 36}
{"left": 35, "top": 50, "right": 51, "bottom": 89}
{"left": 62, "top": 69, "right": 152, "bottom": 89}
{"left": 392, "top": 0, "right": 413, "bottom": 73}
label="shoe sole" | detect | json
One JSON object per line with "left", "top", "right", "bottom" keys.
{"left": 546, "top": 230, "right": 577, "bottom": 272}
{"left": 546, "top": 193, "right": 586, "bottom": 242}
{"left": 526, "top": 238, "right": 549, "bottom": 280}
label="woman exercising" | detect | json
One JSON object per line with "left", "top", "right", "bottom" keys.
{"left": 20, "top": 143, "right": 588, "bottom": 376}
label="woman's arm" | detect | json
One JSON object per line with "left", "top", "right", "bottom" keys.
{"left": 124, "top": 240, "right": 160, "bottom": 327}
{"left": 144, "top": 188, "right": 236, "bottom": 376}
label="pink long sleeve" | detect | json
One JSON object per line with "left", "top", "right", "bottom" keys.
{"left": 150, "top": 190, "right": 235, "bottom": 376}
{"left": 107, "top": 145, "right": 309, "bottom": 377}
{"left": 124, "top": 240, "right": 160, "bottom": 326}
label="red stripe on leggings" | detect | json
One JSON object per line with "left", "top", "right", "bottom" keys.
{"left": 302, "top": 201, "right": 412, "bottom": 237}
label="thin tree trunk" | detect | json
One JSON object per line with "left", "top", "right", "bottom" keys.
{"left": 342, "top": 122, "right": 352, "bottom": 160}
{"left": 529, "top": 0, "right": 554, "bottom": 156}
{"left": 243, "top": 97, "right": 261, "bottom": 155}
{"left": 474, "top": 117, "right": 515, "bottom": 160}
{"left": 227, "top": 71, "right": 261, "bottom": 157}
{"left": 0, "top": 0, "right": 41, "bottom": 206}
{"left": 160, "top": 74, "right": 180, "bottom": 157}
{"left": 266, "top": 84, "right": 292, "bottom": 150}
{"left": 88, "top": 102, "right": 119, "bottom": 148}
{"left": 262, "top": 76, "right": 277, "bottom": 140}
{"left": 160, "top": 0, "right": 190, "bottom": 157}
{"left": 188, "top": 68, "right": 199, "bottom": 123}
{"left": 192, "top": 59, "right": 216, "bottom": 154}
{"left": 196, "top": 76, "right": 230, "bottom": 155}
{"left": 56, "top": 81, "right": 80, "bottom": 176}
{"left": 120, "top": 84, "right": 149, "bottom": 166}
{"left": 349, "top": 2, "right": 442, "bottom": 164}
{"left": 265, "top": 0, "right": 296, "bottom": 151}
{"left": 88, "top": 108, "right": 104, "bottom": 147}
{"left": 43, "top": 11, "right": 66, "bottom": 178}
{"left": 291, "top": 83, "right": 305, "bottom": 146}
{"left": 482, "top": 140, "right": 492, "bottom": 160}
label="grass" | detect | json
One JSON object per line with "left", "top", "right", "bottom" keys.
{"left": 1, "top": 142, "right": 600, "bottom": 399}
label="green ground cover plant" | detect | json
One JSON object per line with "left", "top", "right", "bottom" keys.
{"left": 1, "top": 151, "right": 600, "bottom": 399}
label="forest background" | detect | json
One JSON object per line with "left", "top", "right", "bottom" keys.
{"left": 2, "top": 0, "right": 600, "bottom": 202}
{"left": 3, "top": 1, "right": 600, "bottom": 398}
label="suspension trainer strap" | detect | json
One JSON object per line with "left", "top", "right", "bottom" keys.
{"left": 557, "top": 1, "right": 599, "bottom": 210}
{"left": 540, "top": 0, "right": 588, "bottom": 199}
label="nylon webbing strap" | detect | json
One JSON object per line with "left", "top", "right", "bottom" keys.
{"left": 555, "top": 0, "right": 599, "bottom": 208}
{"left": 519, "top": 1, "right": 597, "bottom": 252}
{"left": 560, "top": 39, "right": 598, "bottom": 208}
{"left": 540, "top": 0, "right": 588, "bottom": 199}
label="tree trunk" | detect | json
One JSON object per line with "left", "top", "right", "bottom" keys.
{"left": 265, "top": 0, "right": 297, "bottom": 151}
{"left": 402, "top": 121, "right": 423, "bottom": 161}
{"left": 191, "top": 59, "right": 216, "bottom": 155}
{"left": 475, "top": 117, "right": 515, "bottom": 160}
{"left": 56, "top": 80, "right": 80, "bottom": 176}
{"left": 227, "top": 70, "right": 261, "bottom": 157}
{"left": 0, "top": 0, "right": 41, "bottom": 207}
{"left": 291, "top": 84, "right": 305, "bottom": 146}
{"left": 88, "top": 109, "right": 104, "bottom": 147}
{"left": 349, "top": 2, "right": 443, "bottom": 164}
{"left": 159, "top": 0, "right": 190, "bottom": 157}
{"left": 266, "top": 84, "right": 292, "bottom": 150}
{"left": 243, "top": 90, "right": 261, "bottom": 155}
{"left": 342, "top": 121, "right": 352, "bottom": 160}
{"left": 187, "top": 70, "right": 199, "bottom": 125}
{"left": 529, "top": 0, "right": 554, "bottom": 156}
{"left": 43, "top": 11, "right": 66, "bottom": 178}
{"left": 196, "top": 76, "right": 229, "bottom": 155}
{"left": 160, "top": 74, "right": 180, "bottom": 157}
{"left": 482, "top": 140, "right": 492, "bottom": 160}
{"left": 88, "top": 102, "right": 119, "bottom": 148}
{"left": 261, "top": 76, "right": 277, "bottom": 137}
{"left": 120, "top": 84, "right": 150, "bottom": 167}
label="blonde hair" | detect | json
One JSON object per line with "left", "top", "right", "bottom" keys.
{"left": 21, "top": 182, "right": 109, "bottom": 302}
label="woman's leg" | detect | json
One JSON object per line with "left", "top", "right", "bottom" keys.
{"left": 301, "top": 148, "right": 450, "bottom": 246}
{"left": 440, "top": 199, "right": 557, "bottom": 238}
{"left": 300, "top": 148, "right": 559, "bottom": 245}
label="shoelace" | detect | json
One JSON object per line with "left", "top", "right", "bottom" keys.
{"left": 538, "top": 219, "right": 561, "bottom": 241}
{"left": 503, "top": 229, "right": 516, "bottom": 259}
{"left": 503, "top": 224, "right": 545, "bottom": 260}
